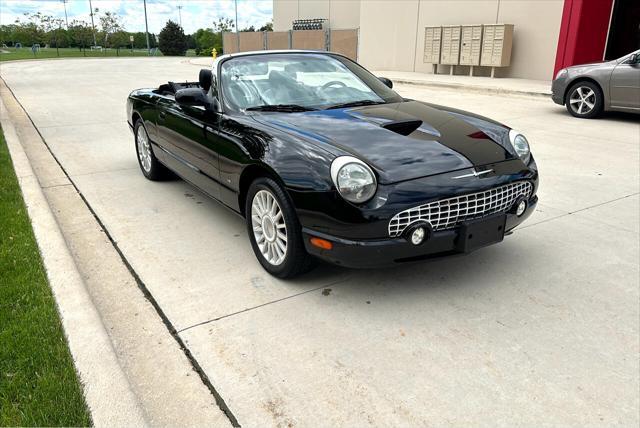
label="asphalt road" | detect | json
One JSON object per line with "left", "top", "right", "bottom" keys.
{"left": 2, "top": 57, "right": 638, "bottom": 426}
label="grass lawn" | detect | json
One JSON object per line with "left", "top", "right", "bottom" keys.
{"left": 0, "top": 46, "right": 197, "bottom": 61}
{"left": 0, "top": 128, "right": 92, "bottom": 426}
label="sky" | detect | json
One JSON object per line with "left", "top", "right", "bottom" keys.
{"left": 0, "top": 0, "right": 273, "bottom": 34}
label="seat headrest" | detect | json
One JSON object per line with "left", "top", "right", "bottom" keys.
{"left": 199, "top": 68, "right": 212, "bottom": 92}
{"left": 268, "top": 70, "right": 294, "bottom": 84}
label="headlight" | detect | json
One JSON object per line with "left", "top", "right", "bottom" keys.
{"left": 330, "top": 156, "right": 377, "bottom": 203}
{"left": 555, "top": 68, "right": 568, "bottom": 79}
{"left": 508, "top": 130, "right": 531, "bottom": 163}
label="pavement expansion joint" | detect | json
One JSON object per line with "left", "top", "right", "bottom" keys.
{"left": 177, "top": 275, "right": 354, "bottom": 334}
{"left": 519, "top": 192, "right": 639, "bottom": 232}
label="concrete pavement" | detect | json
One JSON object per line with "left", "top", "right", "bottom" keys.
{"left": 1, "top": 57, "right": 638, "bottom": 426}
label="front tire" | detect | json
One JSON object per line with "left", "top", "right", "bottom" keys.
{"left": 245, "top": 177, "right": 315, "bottom": 278}
{"left": 565, "top": 81, "right": 603, "bottom": 119}
{"left": 134, "top": 120, "right": 169, "bottom": 180}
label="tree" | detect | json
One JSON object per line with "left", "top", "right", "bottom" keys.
{"left": 48, "top": 28, "right": 70, "bottom": 48}
{"left": 110, "top": 31, "right": 130, "bottom": 54}
{"left": 41, "top": 15, "right": 65, "bottom": 55}
{"left": 68, "top": 19, "right": 93, "bottom": 52}
{"left": 212, "top": 18, "right": 234, "bottom": 33}
{"left": 15, "top": 12, "right": 45, "bottom": 46}
{"left": 193, "top": 28, "right": 216, "bottom": 56}
{"left": 0, "top": 25, "right": 13, "bottom": 45}
{"left": 240, "top": 25, "right": 256, "bottom": 32}
{"left": 185, "top": 33, "right": 196, "bottom": 50}
{"left": 258, "top": 21, "right": 273, "bottom": 32}
{"left": 98, "top": 11, "right": 123, "bottom": 48}
{"left": 158, "top": 20, "right": 187, "bottom": 56}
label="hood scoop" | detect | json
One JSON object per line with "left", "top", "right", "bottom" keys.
{"left": 381, "top": 119, "right": 423, "bottom": 136}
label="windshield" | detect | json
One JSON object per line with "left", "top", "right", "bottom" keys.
{"left": 220, "top": 53, "right": 403, "bottom": 112}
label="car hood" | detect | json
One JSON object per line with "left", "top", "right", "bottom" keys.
{"left": 567, "top": 59, "right": 616, "bottom": 70}
{"left": 252, "top": 100, "right": 515, "bottom": 184}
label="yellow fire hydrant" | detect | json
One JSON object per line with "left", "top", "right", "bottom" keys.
{"left": 211, "top": 48, "right": 217, "bottom": 60}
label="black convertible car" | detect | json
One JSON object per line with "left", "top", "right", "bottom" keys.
{"left": 127, "top": 50, "right": 538, "bottom": 278}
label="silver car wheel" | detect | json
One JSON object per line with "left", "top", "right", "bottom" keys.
{"left": 569, "top": 86, "right": 596, "bottom": 115}
{"left": 251, "top": 189, "right": 287, "bottom": 266}
{"left": 136, "top": 125, "right": 152, "bottom": 173}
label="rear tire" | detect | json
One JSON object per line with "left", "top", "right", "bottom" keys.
{"left": 134, "top": 119, "right": 169, "bottom": 180}
{"left": 565, "top": 81, "right": 603, "bottom": 119}
{"left": 245, "top": 177, "right": 315, "bottom": 278}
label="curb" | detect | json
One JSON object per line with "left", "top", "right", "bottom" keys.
{"left": 0, "top": 91, "right": 148, "bottom": 427}
{"left": 389, "top": 78, "right": 552, "bottom": 98}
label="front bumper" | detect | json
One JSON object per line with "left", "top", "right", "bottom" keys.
{"left": 302, "top": 195, "right": 537, "bottom": 268}
{"left": 551, "top": 77, "right": 567, "bottom": 105}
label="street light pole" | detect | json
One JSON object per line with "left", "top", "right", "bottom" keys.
{"left": 177, "top": 5, "right": 183, "bottom": 28}
{"left": 61, "top": 0, "right": 69, "bottom": 28}
{"left": 88, "top": 0, "right": 97, "bottom": 46}
{"left": 235, "top": 0, "right": 239, "bottom": 51}
{"left": 143, "top": 0, "right": 151, "bottom": 55}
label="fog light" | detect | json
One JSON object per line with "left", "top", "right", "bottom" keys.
{"left": 516, "top": 200, "right": 527, "bottom": 217}
{"left": 410, "top": 227, "right": 426, "bottom": 245}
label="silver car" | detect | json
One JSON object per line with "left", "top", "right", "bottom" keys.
{"left": 552, "top": 50, "right": 640, "bottom": 118}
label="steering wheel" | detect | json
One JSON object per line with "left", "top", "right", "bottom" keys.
{"left": 320, "top": 81, "right": 347, "bottom": 90}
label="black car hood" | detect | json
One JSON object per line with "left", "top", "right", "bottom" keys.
{"left": 252, "top": 100, "right": 515, "bottom": 184}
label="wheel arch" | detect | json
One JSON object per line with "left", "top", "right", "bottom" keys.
{"left": 564, "top": 77, "right": 604, "bottom": 104}
{"left": 238, "top": 163, "right": 285, "bottom": 217}
{"left": 131, "top": 111, "right": 143, "bottom": 125}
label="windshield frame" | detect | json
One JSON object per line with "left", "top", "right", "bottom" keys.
{"left": 216, "top": 51, "right": 404, "bottom": 114}
{"left": 618, "top": 49, "right": 640, "bottom": 64}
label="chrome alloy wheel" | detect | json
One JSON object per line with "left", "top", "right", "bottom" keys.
{"left": 136, "top": 125, "right": 152, "bottom": 173}
{"left": 569, "top": 86, "right": 596, "bottom": 115}
{"left": 251, "top": 189, "right": 288, "bottom": 265}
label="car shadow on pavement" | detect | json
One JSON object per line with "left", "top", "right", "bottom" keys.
{"left": 548, "top": 106, "right": 639, "bottom": 122}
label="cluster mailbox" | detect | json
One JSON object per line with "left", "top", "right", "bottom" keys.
{"left": 460, "top": 25, "right": 483, "bottom": 66}
{"left": 480, "top": 24, "right": 514, "bottom": 67}
{"left": 440, "top": 25, "right": 461, "bottom": 65}
{"left": 424, "top": 23, "right": 514, "bottom": 76}
{"left": 423, "top": 26, "right": 442, "bottom": 64}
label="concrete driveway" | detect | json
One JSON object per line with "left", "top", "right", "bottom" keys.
{"left": 2, "top": 57, "right": 638, "bottom": 426}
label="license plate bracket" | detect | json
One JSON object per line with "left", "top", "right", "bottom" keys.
{"left": 456, "top": 213, "right": 506, "bottom": 253}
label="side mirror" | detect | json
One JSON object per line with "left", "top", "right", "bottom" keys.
{"left": 630, "top": 53, "right": 640, "bottom": 65}
{"left": 378, "top": 77, "right": 393, "bottom": 89}
{"left": 175, "top": 88, "right": 212, "bottom": 109}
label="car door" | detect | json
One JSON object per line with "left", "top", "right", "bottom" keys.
{"left": 610, "top": 55, "right": 640, "bottom": 109}
{"left": 156, "top": 98, "right": 222, "bottom": 200}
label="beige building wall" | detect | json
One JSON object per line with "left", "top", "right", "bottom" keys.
{"left": 358, "top": 0, "right": 420, "bottom": 71}
{"left": 329, "top": 0, "right": 360, "bottom": 29}
{"left": 273, "top": 0, "right": 299, "bottom": 31}
{"left": 273, "top": 0, "right": 360, "bottom": 31}
{"left": 274, "top": 0, "right": 564, "bottom": 80}
{"left": 495, "top": 0, "right": 564, "bottom": 79}
{"left": 360, "top": 0, "right": 563, "bottom": 80}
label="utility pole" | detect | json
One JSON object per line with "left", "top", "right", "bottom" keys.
{"left": 61, "top": 0, "right": 69, "bottom": 28}
{"left": 177, "top": 5, "right": 183, "bottom": 28}
{"left": 235, "top": 0, "right": 239, "bottom": 51}
{"left": 143, "top": 0, "right": 151, "bottom": 55}
{"left": 88, "top": 0, "right": 97, "bottom": 46}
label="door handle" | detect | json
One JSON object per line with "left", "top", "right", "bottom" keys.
{"left": 159, "top": 112, "right": 166, "bottom": 120}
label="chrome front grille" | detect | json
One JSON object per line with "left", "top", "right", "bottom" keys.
{"left": 388, "top": 181, "right": 533, "bottom": 237}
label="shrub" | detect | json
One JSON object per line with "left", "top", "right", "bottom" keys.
{"left": 158, "top": 20, "right": 187, "bottom": 56}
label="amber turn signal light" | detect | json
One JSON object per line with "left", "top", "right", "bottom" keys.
{"left": 310, "top": 237, "right": 333, "bottom": 250}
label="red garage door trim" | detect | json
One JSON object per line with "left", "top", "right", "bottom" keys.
{"left": 554, "top": 0, "right": 615, "bottom": 76}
